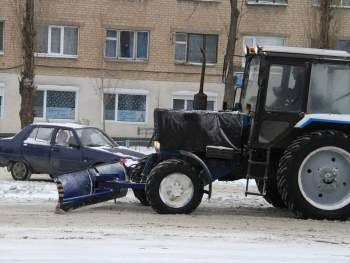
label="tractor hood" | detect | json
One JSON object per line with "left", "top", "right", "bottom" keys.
{"left": 90, "top": 145, "right": 146, "bottom": 160}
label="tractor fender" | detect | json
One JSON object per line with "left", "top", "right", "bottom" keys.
{"left": 177, "top": 150, "right": 213, "bottom": 199}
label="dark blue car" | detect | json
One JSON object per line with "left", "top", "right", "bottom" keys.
{"left": 0, "top": 123, "right": 145, "bottom": 180}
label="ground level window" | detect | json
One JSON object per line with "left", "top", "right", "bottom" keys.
{"left": 104, "top": 93, "right": 147, "bottom": 123}
{"left": 336, "top": 39, "right": 350, "bottom": 53}
{"left": 172, "top": 96, "right": 216, "bottom": 111}
{"left": 33, "top": 89, "right": 77, "bottom": 120}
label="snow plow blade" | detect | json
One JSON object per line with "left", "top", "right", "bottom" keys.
{"left": 55, "top": 163, "right": 130, "bottom": 211}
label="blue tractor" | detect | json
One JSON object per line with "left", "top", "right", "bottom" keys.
{"left": 57, "top": 46, "right": 350, "bottom": 220}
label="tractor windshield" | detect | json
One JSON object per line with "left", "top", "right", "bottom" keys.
{"left": 241, "top": 56, "right": 260, "bottom": 113}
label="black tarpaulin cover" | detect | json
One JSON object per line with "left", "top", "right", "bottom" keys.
{"left": 154, "top": 109, "right": 243, "bottom": 152}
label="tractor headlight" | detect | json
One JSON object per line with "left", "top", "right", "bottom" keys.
{"left": 154, "top": 140, "right": 160, "bottom": 151}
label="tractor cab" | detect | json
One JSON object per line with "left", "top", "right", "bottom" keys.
{"left": 240, "top": 46, "right": 350, "bottom": 149}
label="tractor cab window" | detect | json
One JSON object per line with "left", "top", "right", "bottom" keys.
{"left": 241, "top": 56, "right": 260, "bottom": 112}
{"left": 265, "top": 64, "right": 305, "bottom": 112}
{"left": 308, "top": 63, "right": 350, "bottom": 114}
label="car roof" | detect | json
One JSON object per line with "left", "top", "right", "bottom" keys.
{"left": 32, "top": 122, "right": 91, "bottom": 129}
{"left": 260, "top": 46, "right": 350, "bottom": 60}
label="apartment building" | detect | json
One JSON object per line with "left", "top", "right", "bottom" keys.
{"left": 235, "top": 0, "right": 350, "bottom": 68}
{"left": 0, "top": 0, "right": 349, "bottom": 138}
{"left": 0, "top": 0, "right": 231, "bottom": 137}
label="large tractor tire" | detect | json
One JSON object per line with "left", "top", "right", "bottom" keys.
{"left": 11, "top": 161, "right": 31, "bottom": 181}
{"left": 277, "top": 130, "right": 350, "bottom": 220}
{"left": 255, "top": 168, "right": 286, "bottom": 208}
{"left": 146, "top": 159, "right": 204, "bottom": 214}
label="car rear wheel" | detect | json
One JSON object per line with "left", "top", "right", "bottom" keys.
{"left": 11, "top": 161, "right": 31, "bottom": 181}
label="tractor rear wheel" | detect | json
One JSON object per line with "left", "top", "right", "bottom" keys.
{"left": 146, "top": 159, "right": 203, "bottom": 214}
{"left": 277, "top": 130, "right": 350, "bottom": 220}
{"left": 255, "top": 167, "right": 286, "bottom": 208}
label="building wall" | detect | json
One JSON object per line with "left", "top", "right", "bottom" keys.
{"left": 0, "top": 0, "right": 349, "bottom": 137}
{"left": 234, "top": 0, "right": 350, "bottom": 67}
{"left": 0, "top": 0, "right": 229, "bottom": 136}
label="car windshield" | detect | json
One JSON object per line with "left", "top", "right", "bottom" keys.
{"left": 241, "top": 56, "right": 260, "bottom": 112}
{"left": 75, "top": 128, "right": 118, "bottom": 148}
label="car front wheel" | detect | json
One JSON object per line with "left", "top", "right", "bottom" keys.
{"left": 11, "top": 161, "right": 31, "bottom": 181}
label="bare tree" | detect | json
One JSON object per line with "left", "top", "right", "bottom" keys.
{"left": 223, "top": 0, "right": 239, "bottom": 110}
{"left": 19, "top": 0, "right": 35, "bottom": 128}
{"left": 319, "top": 0, "right": 333, "bottom": 49}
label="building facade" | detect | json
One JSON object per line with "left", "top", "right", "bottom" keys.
{"left": 0, "top": 0, "right": 231, "bottom": 137}
{"left": 0, "top": 0, "right": 349, "bottom": 138}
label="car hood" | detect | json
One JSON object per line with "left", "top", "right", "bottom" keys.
{"left": 91, "top": 145, "right": 146, "bottom": 160}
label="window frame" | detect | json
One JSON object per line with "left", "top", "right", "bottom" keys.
{"left": 336, "top": 38, "right": 350, "bottom": 53}
{"left": 0, "top": 83, "right": 4, "bottom": 119}
{"left": 175, "top": 33, "right": 219, "bottom": 65}
{"left": 312, "top": 0, "right": 350, "bottom": 8}
{"left": 171, "top": 91, "right": 218, "bottom": 111}
{"left": 246, "top": 0, "right": 288, "bottom": 5}
{"left": 35, "top": 25, "right": 79, "bottom": 58}
{"left": 0, "top": 21, "right": 4, "bottom": 55}
{"left": 103, "top": 89, "right": 149, "bottom": 124}
{"left": 34, "top": 85, "right": 79, "bottom": 122}
{"left": 242, "top": 35, "right": 287, "bottom": 66}
{"left": 104, "top": 29, "right": 150, "bottom": 61}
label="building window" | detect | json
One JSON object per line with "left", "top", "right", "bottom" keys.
{"left": 313, "top": 0, "right": 350, "bottom": 7}
{"left": 336, "top": 39, "right": 350, "bottom": 53}
{"left": 0, "top": 21, "right": 4, "bottom": 54}
{"left": 247, "top": 0, "right": 288, "bottom": 4}
{"left": 35, "top": 25, "right": 79, "bottom": 57}
{"left": 105, "top": 30, "right": 149, "bottom": 60}
{"left": 33, "top": 89, "right": 77, "bottom": 120}
{"left": 0, "top": 84, "right": 4, "bottom": 118}
{"left": 243, "top": 35, "right": 286, "bottom": 65}
{"left": 172, "top": 95, "right": 216, "bottom": 111}
{"left": 104, "top": 93, "right": 147, "bottom": 123}
{"left": 175, "top": 33, "right": 218, "bottom": 64}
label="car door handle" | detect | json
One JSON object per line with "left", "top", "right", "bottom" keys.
{"left": 51, "top": 148, "right": 60, "bottom": 152}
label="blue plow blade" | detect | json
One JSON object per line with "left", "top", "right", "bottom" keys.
{"left": 55, "top": 163, "right": 145, "bottom": 211}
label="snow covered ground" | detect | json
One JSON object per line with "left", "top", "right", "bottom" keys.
{"left": 0, "top": 147, "right": 349, "bottom": 262}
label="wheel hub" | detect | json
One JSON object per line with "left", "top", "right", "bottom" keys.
{"left": 319, "top": 167, "right": 338, "bottom": 184}
{"left": 159, "top": 173, "right": 194, "bottom": 209}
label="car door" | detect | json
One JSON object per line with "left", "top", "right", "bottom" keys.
{"left": 22, "top": 126, "right": 55, "bottom": 173}
{"left": 50, "top": 128, "right": 84, "bottom": 174}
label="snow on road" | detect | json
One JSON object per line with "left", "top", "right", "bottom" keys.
{"left": 0, "top": 147, "right": 350, "bottom": 262}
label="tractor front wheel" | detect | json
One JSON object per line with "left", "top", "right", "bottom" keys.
{"left": 146, "top": 159, "right": 203, "bottom": 214}
{"left": 277, "top": 130, "right": 350, "bottom": 220}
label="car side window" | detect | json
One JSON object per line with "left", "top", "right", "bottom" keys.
{"left": 24, "top": 127, "right": 54, "bottom": 145}
{"left": 55, "top": 129, "right": 76, "bottom": 147}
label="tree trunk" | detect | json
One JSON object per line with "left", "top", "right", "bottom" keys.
{"left": 193, "top": 48, "right": 207, "bottom": 110}
{"left": 223, "top": 0, "right": 239, "bottom": 110}
{"left": 19, "top": 0, "right": 35, "bottom": 128}
{"left": 319, "top": 0, "right": 332, "bottom": 49}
